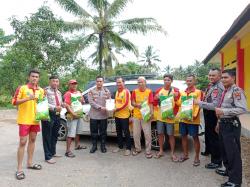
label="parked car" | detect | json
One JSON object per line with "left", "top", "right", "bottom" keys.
{"left": 58, "top": 79, "right": 187, "bottom": 150}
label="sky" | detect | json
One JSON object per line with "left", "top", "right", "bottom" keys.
{"left": 0, "top": 0, "right": 249, "bottom": 69}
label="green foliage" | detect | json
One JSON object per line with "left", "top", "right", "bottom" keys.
{"left": 163, "top": 60, "right": 220, "bottom": 90}
{"left": 0, "top": 6, "right": 78, "bottom": 96}
{"left": 0, "top": 95, "right": 14, "bottom": 108}
{"left": 8, "top": 6, "right": 77, "bottom": 74}
{"left": 139, "top": 45, "right": 161, "bottom": 67}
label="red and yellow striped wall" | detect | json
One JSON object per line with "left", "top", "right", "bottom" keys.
{"left": 219, "top": 28, "right": 250, "bottom": 108}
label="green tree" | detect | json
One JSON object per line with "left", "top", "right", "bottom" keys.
{"left": 163, "top": 65, "right": 172, "bottom": 74}
{"left": 0, "top": 28, "right": 14, "bottom": 59}
{"left": 55, "top": 0, "right": 166, "bottom": 75}
{"left": 139, "top": 45, "right": 161, "bottom": 67}
{"left": 9, "top": 5, "right": 76, "bottom": 74}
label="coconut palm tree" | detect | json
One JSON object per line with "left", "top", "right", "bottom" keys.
{"left": 139, "top": 45, "right": 161, "bottom": 67}
{"left": 55, "top": 0, "right": 166, "bottom": 75}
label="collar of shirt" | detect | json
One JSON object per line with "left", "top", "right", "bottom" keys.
{"left": 185, "top": 86, "right": 196, "bottom": 94}
{"left": 118, "top": 88, "right": 125, "bottom": 93}
{"left": 68, "top": 89, "right": 79, "bottom": 93}
{"left": 27, "top": 83, "right": 39, "bottom": 90}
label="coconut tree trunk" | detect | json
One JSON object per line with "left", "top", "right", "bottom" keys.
{"left": 98, "top": 33, "right": 103, "bottom": 75}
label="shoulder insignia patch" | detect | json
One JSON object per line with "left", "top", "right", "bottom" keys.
{"left": 212, "top": 89, "right": 218, "bottom": 98}
{"left": 233, "top": 91, "right": 241, "bottom": 100}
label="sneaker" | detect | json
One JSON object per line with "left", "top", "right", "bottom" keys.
{"left": 124, "top": 150, "right": 131, "bottom": 156}
{"left": 112, "top": 148, "right": 123, "bottom": 153}
{"left": 221, "top": 181, "right": 241, "bottom": 187}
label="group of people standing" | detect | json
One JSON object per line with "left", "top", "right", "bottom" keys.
{"left": 12, "top": 68, "right": 247, "bottom": 187}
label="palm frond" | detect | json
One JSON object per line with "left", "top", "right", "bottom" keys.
{"left": 117, "top": 18, "right": 167, "bottom": 35}
{"left": 107, "top": 31, "right": 138, "bottom": 57}
{"left": 88, "top": 0, "right": 108, "bottom": 11}
{"left": 106, "top": 0, "right": 132, "bottom": 19}
{"left": 68, "top": 34, "right": 98, "bottom": 52}
{"left": 55, "top": 0, "right": 91, "bottom": 18}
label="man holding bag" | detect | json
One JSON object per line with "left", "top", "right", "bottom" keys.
{"left": 178, "top": 75, "right": 203, "bottom": 166}
{"left": 12, "top": 69, "right": 44, "bottom": 180}
{"left": 42, "top": 75, "right": 63, "bottom": 164}
{"left": 131, "top": 76, "right": 154, "bottom": 159}
{"left": 64, "top": 79, "right": 86, "bottom": 158}
{"left": 154, "top": 74, "right": 180, "bottom": 161}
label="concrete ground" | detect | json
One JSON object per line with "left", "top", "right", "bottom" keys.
{"left": 0, "top": 110, "right": 247, "bottom": 187}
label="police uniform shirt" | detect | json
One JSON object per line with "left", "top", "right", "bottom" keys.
{"left": 45, "top": 86, "right": 63, "bottom": 110}
{"left": 220, "top": 84, "right": 248, "bottom": 118}
{"left": 199, "top": 81, "right": 224, "bottom": 110}
{"left": 88, "top": 87, "right": 111, "bottom": 120}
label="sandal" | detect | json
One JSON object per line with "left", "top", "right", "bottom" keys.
{"left": 16, "top": 171, "right": 25, "bottom": 180}
{"left": 65, "top": 151, "right": 75, "bottom": 158}
{"left": 27, "top": 164, "right": 42, "bottom": 170}
{"left": 172, "top": 155, "right": 179, "bottom": 162}
{"left": 178, "top": 155, "right": 189, "bottom": 162}
{"left": 146, "top": 153, "right": 153, "bottom": 159}
{"left": 132, "top": 150, "right": 141, "bottom": 156}
{"left": 75, "top": 145, "right": 87, "bottom": 150}
{"left": 154, "top": 152, "right": 164, "bottom": 159}
{"left": 193, "top": 160, "right": 200, "bottom": 167}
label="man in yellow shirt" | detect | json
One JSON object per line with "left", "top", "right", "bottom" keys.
{"left": 112, "top": 77, "right": 131, "bottom": 156}
{"left": 154, "top": 74, "right": 180, "bottom": 161}
{"left": 131, "top": 76, "right": 154, "bottom": 159}
{"left": 178, "top": 75, "right": 203, "bottom": 166}
{"left": 12, "top": 69, "right": 44, "bottom": 180}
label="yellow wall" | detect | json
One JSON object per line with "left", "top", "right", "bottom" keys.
{"left": 241, "top": 32, "right": 250, "bottom": 109}
{"left": 221, "top": 42, "right": 237, "bottom": 69}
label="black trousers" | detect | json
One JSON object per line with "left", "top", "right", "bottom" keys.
{"left": 90, "top": 119, "right": 108, "bottom": 145}
{"left": 115, "top": 117, "right": 131, "bottom": 150}
{"left": 219, "top": 119, "right": 242, "bottom": 184}
{"left": 203, "top": 109, "right": 221, "bottom": 164}
{"left": 41, "top": 112, "right": 61, "bottom": 160}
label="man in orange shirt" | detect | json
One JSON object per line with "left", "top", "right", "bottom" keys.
{"left": 131, "top": 76, "right": 154, "bottom": 159}
{"left": 12, "top": 69, "right": 44, "bottom": 180}
{"left": 154, "top": 74, "right": 180, "bottom": 161}
{"left": 178, "top": 75, "right": 203, "bottom": 166}
{"left": 112, "top": 77, "right": 131, "bottom": 156}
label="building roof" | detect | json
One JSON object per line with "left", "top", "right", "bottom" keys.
{"left": 203, "top": 4, "right": 250, "bottom": 64}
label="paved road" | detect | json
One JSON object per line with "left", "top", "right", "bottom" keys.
{"left": 0, "top": 110, "right": 245, "bottom": 187}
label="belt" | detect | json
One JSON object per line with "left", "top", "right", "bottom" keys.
{"left": 219, "top": 117, "right": 240, "bottom": 127}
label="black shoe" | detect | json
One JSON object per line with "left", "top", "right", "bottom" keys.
{"left": 221, "top": 181, "right": 241, "bottom": 187}
{"left": 101, "top": 145, "right": 107, "bottom": 153}
{"left": 90, "top": 146, "right": 97, "bottom": 153}
{"left": 201, "top": 151, "right": 210, "bottom": 156}
{"left": 216, "top": 168, "right": 228, "bottom": 176}
{"left": 205, "top": 163, "right": 221, "bottom": 169}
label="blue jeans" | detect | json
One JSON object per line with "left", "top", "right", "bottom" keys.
{"left": 41, "top": 112, "right": 61, "bottom": 160}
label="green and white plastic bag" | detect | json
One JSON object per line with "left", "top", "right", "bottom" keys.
{"left": 180, "top": 96, "right": 193, "bottom": 121}
{"left": 160, "top": 95, "right": 174, "bottom": 120}
{"left": 36, "top": 97, "right": 50, "bottom": 121}
{"left": 71, "top": 93, "right": 83, "bottom": 118}
{"left": 140, "top": 101, "right": 151, "bottom": 122}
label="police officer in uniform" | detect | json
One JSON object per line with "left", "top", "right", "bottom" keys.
{"left": 88, "top": 76, "right": 111, "bottom": 153}
{"left": 195, "top": 68, "right": 224, "bottom": 169}
{"left": 215, "top": 69, "right": 247, "bottom": 187}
